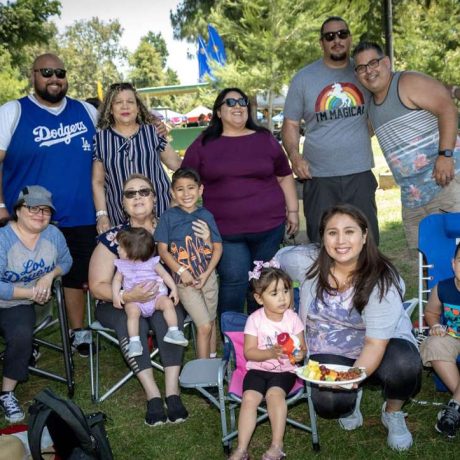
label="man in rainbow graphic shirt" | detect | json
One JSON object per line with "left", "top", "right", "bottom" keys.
{"left": 282, "top": 16, "right": 378, "bottom": 244}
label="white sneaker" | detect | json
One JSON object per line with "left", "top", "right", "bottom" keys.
{"left": 128, "top": 341, "right": 143, "bottom": 358}
{"left": 164, "top": 329, "right": 188, "bottom": 347}
{"left": 0, "top": 392, "right": 25, "bottom": 423}
{"left": 381, "top": 402, "right": 413, "bottom": 451}
{"left": 339, "top": 388, "right": 363, "bottom": 430}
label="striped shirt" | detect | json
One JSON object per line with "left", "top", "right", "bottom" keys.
{"left": 369, "top": 71, "right": 460, "bottom": 208}
{"left": 93, "top": 124, "right": 170, "bottom": 224}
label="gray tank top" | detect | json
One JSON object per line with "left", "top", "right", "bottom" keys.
{"left": 368, "top": 71, "right": 459, "bottom": 208}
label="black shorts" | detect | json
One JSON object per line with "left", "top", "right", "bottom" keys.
{"left": 60, "top": 225, "right": 97, "bottom": 289}
{"left": 243, "top": 369, "right": 296, "bottom": 396}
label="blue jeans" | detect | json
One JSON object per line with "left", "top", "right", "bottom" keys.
{"left": 217, "top": 222, "right": 285, "bottom": 316}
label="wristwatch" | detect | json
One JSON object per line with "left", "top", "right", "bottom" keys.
{"left": 438, "top": 149, "right": 454, "bottom": 158}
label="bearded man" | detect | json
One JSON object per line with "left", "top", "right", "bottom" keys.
{"left": 0, "top": 53, "right": 98, "bottom": 355}
{"left": 282, "top": 17, "right": 379, "bottom": 244}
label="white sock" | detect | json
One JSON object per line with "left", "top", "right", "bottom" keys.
{"left": 210, "top": 352, "right": 217, "bottom": 359}
{"left": 130, "top": 336, "right": 140, "bottom": 343}
{"left": 168, "top": 326, "right": 179, "bottom": 331}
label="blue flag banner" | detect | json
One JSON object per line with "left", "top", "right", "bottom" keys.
{"left": 207, "top": 24, "right": 227, "bottom": 65}
{"left": 197, "top": 35, "right": 212, "bottom": 81}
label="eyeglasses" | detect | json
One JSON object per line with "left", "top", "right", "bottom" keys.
{"left": 33, "top": 68, "right": 67, "bottom": 79}
{"left": 22, "top": 205, "right": 52, "bottom": 216}
{"left": 321, "top": 29, "right": 351, "bottom": 42}
{"left": 354, "top": 57, "right": 384, "bottom": 75}
{"left": 122, "top": 188, "right": 153, "bottom": 199}
{"left": 110, "top": 82, "right": 136, "bottom": 91}
{"left": 220, "top": 97, "right": 249, "bottom": 108}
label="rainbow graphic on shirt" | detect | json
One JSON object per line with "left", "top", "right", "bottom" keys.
{"left": 315, "top": 82, "right": 365, "bottom": 112}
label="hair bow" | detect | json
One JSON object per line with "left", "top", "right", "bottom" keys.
{"left": 248, "top": 259, "right": 280, "bottom": 281}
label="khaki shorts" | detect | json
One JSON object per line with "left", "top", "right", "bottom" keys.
{"left": 402, "top": 175, "right": 460, "bottom": 249}
{"left": 419, "top": 334, "right": 460, "bottom": 366}
{"left": 177, "top": 270, "right": 218, "bottom": 327}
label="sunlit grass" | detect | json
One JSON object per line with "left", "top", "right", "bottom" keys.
{"left": 0, "top": 142, "right": 452, "bottom": 459}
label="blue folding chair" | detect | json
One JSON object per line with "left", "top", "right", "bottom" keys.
{"left": 418, "top": 212, "right": 460, "bottom": 391}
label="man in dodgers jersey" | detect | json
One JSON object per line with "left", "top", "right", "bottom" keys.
{"left": 0, "top": 53, "right": 97, "bottom": 355}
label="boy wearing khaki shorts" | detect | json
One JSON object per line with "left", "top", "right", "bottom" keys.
{"left": 420, "top": 241, "right": 460, "bottom": 438}
{"left": 155, "top": 168, "right": 222, "bottom": 359}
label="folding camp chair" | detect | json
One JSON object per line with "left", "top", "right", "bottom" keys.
{"left": 28, "top": 278, "right": 74, "bottom": 397}
{"left": 180, "top": 311, "right": 320, "bottom": 455}
{"left": 0, "top": 278, "right": 75, "bottom": 397}
{"left": 87, "top": 288, "right": 195, "bottom": 403}
{"left": 86, "top": 288, "right": 164, "bottom": 403}
{"left": 418, "top": 212, "right": 460, "bottom": 391}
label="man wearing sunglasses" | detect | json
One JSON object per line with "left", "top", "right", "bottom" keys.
{"left": 352, "top": 42, "right": 460, "bottom": 250}
{"left": 282, "top": 16, "right": 379, "bottom": 245}
{"left": 0, "top": 53, "right": 99, "bottom": 357}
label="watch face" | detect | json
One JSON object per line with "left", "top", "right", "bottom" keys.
{"left": 439, "top": 150, "right": 454, "bottom": 157}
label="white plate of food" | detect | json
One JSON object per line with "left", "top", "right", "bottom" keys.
{"left": 294, "top": 362, "right": 366, "bottom": 388}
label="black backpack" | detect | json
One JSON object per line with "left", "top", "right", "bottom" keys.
{"left": 28, "top": 388, "right": 114, "bottom": 460}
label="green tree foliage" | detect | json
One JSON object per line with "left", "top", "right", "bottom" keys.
{"left": 143, "top": 32, "right": 169, "bottom": 68}
{"left": 170, "top": 0, "right": 215, "bottom": 40}
{"left": 128, "top": 33, "right": 179, "bottom": 89}
{"left": 392, "top": 0, "right": 460, "bottom": 83}
{"left": 57, "top": 18, "right": 128, "bottom": 99}
{"left": 129, "top": 40, "right": 165, "bottom": 89}
{"left": 128, "top": 33, "right": 180, "bottom": 109}
{"left": 0, "top": 46, "right": 27, "bottom": 104}
{"left": 0, "top": 0, "right": 61, "bottom": 67}
{"left": 171, "top": 0, "right": 459, "bottom": 93}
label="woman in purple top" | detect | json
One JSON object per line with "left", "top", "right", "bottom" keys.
{"left": 182, "top": 87, "right": 299, "bottom": 315}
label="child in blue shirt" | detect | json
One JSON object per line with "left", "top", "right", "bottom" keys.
{"left": 155, "top": 168, "right": 222, "bottom": 359}
{"left": 420, "top": 241, "right": 460, "bottom": 438}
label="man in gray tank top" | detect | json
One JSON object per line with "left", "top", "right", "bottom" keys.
{"left": 282, "top": 16, "right": 379, "bottom": 245}
{"left": 352, "top": 42, "right": 460, "bottom": 249}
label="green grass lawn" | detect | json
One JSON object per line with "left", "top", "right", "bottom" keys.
{"left": 1, "top": 144, "right": 456, "bottom": 459}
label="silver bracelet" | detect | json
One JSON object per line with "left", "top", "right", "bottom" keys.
{"left": 176, "top": 266, "right": 187, "bottom": 276}
{"left": 96, "top": 210, "right": 108, "bottom": 219}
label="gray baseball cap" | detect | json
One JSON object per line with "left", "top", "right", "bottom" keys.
{"left": 16, "top": 185, "right": 56, "bottom": 211}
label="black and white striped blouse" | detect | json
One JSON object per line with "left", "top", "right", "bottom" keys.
{"left": 93, "top": 124, "right": 170, "bottom": 225}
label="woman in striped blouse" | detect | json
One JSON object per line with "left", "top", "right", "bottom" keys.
{"left": 92, "top": 82, "right": 182, "bottom": 234}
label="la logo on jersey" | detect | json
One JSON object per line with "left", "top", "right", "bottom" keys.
{"left": 33, "top": 121, "right": 89, "bottom": 148}
{"left": 81, "top": 138, "right": 91, "bottom": 151}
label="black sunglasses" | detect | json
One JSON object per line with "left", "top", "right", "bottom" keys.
{"left": 321, "top": 29, "right": 351, "bottom": 42}
{"left": 34, "top": 68, "right": 67, "bottom": 79}
{"left": 123, "top": 188, "right": 153, "bottom": 199}
{"left": 220, "top": 97, "right": 249, "bottom": 108}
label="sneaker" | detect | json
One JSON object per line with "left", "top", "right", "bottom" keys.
{"left": 145, "top": 397, "right": 167, "bottom": 426}
{"left": 70, "top": 329, "right": 93, "bottom": 357}
{"left": 127, "top": 340, "right": 143, "bottom": 358}
{"left": 339, "top": 388, "right": 363, "bottom": 431}
{"left": 0, "top": 392, "right": 25, "bottom": 423}
{"left": 381, "top": 402, "right": 413, "bottom": 451}
{"left": 163, "top": 329, "right": 188, "bottom": 347}
{"left": 165, "top": 395, "right": 188, "bottom": 423}
{"left": 29, "top": 344, "right": 41, "bottom": 367}
{"left": 435, "top": 400, "right": 460, "bottom": 438}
